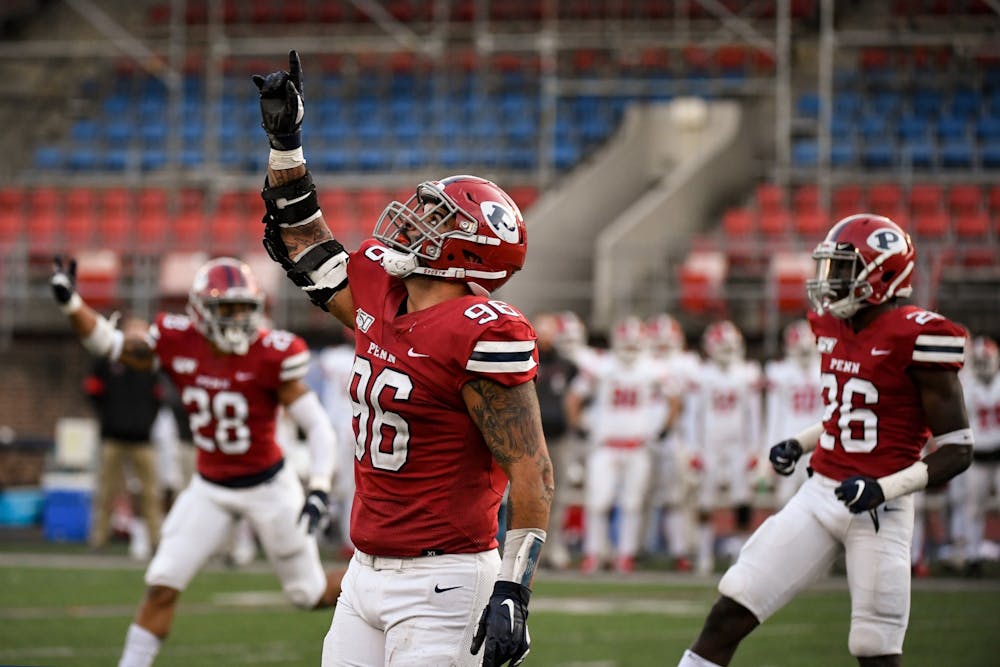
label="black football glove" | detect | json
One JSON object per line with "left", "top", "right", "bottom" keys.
{"left": 51, "top": 255, "right": 77, "bottom": 305}
{"left": 769, "top": 439, "right": 803, "bottom": 476}
{"left": 252, "top": 50, "right": 304, "bottom": 151}
{"left": 298, "top": 489, "right": 329, "bottom": 535}
{"left": 834, "top": 475, "right": 885, "bottom": 513}
{"left": 471, "top": 580, "right": 532, "bottom": 667}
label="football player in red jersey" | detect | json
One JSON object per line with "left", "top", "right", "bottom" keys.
{"left": 252, "top": 52, "right": 553, "bottom": 667}
{"left": 50, "top": 256, "right": 342, "bottom": 667}
{"left": 677, "top": 214, "right": 973, "bottom": 667}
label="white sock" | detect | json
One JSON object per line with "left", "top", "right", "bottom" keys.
{"left": 678, "top": 648, "right": 723, "bottom": 667}
{"left": 119, "top": 623, "right": 161, "bottom": 667}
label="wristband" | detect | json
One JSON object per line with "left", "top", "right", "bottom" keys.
{"left": 930, "top": 428, "right": 974, "bottom": 448}
{"left": 82, "top": 315, "right": 124, "bottom": 360}
{"left": 60, "top": 292, "right": 82, "bottom": 314}
{"left": 499, "top": 528, "right": 546, "bottom": 589}
{"left": 877, "top": 461, "right": 929, "bottom": 501}
{"left": 268, "top": 147, "right": 306, "bottom": 171}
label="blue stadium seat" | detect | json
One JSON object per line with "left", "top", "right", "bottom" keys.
{"left": 141, "top": 149, "right": 167, "bottom": 171}
{"left": 981, "top": 140, "right": 1000, "bottom": 168}
{"left": 937, "top": 115, "right": 969, "bottom": 140}
{"left": 105, "top": 123, "right": 133, "bottom": 147}
{"left": 862, "top": 139, "right": 896, "bottom": 167}
{"left": 902, "top": 138, "right": 936, "bottom": 168}
{"left": 103, "top": 149, "right": 129, "bottom": 171}
{"left": 869, "top": 91, "right": 901, "bottom": 116}
{"left": 67, "top": 147, "right": 98, "bottom": 171}
{"left": 912, "top": 89, "right": 944, "bottom": 117}
{"left": 554, "top": 142, "right": 582, "bottom": 170}
{"left": 71, "top": 120, "right": 100, "bottom": 142}
{"left": 897, "top": 114, "right": 929, "bottom": 141}
{"left": 976, "top": 116, "right": 1000, "bottom": 141}
{"left": 792, "top": 139, "right": 818, "bottom": 166}
{"left": 830, "top": 141, "right": 856, "bottom": 167}
{"left": 859, "top": 114, "right": 889, "bottom": 139}
{"left": 833, "top": 92, "right": 862, "bottom": 117}
{"left": 939, "top": 139, "right": 974, "bottom": 168}
{"left": 34, "top": 146, "right": 63, "bottom": 170}
{"left": 796, "top": 93, "right": 820, "bottom": 118}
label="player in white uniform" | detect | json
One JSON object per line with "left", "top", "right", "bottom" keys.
{"left": 763, "top": 319, "right": 823, "bottom": 506}
{"left": 685, "top": 320, "right": 763, "bottom": 575}
{"left": 644, "top": 313, "right": 698, "bottom": 569}
{"left": 960, "top": 335, "right": 1000, "bottom": 574}
{"left": 567, "top": 316, "right": 669, "bottom": 574}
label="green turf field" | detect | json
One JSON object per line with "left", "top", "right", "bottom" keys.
{"left": 1, "top": 555, "right": 998, "bottom": 667}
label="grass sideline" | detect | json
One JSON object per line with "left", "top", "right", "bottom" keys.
{"left": 1, "top": 551, "right": 999, "bottom": 667}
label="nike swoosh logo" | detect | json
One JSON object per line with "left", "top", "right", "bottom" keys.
{"left": 851, "top": 480, "right": 866, "bottom": 505}
{"left": 870, "top": 348, "right": 891, "bottom": 356}
{"left": 434, "top": 584, "right": 462, "bottom": 593}
{"left": 235, "top": 372, "right": 255, "bottom": 381}
{"left": 407, "top": 347, "right": 431, "bottom": 358}
{"left": 502, "top": 599, "right": 516, "bottom": 633}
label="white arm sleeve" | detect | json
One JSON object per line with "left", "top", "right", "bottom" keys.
{"left": 286, "top": 391, "right": 336, "bottom": 492}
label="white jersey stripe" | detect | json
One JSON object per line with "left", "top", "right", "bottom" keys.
{"left": 472, "top": 340, "right": 535, "bottom": 354}
{"left": 466, "top": 358, "right": 538, "bottom": 374}
{"left": 914, "top": 334, "right": 966, "bottom": 347}
{"left": 912, "top": 350, "right": 964, "bottom": 363}
{"left": 281, "top": 350, "right": 311, "bottom": 370}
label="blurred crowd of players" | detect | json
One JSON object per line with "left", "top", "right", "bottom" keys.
{"left": 117, "top": 310, "right": 999, "bottom": 578}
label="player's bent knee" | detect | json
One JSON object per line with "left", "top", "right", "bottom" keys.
{"left": 285, "top": 583, "right": 322, "bottom": 609}
{"left": 144, "top": 585, "right": 179, "bottom": 610}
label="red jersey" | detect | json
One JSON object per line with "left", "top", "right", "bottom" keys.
{"left": 808, "top": 305, "right": 965, "bottom": 481}
{"left": 149, "top": 312, "right": 311, "bottom": 481}
{"left": 346, "top": 239, "right": 539, "bottom": 557}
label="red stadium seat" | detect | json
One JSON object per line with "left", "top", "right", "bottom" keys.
{"left": 758, "top": 208, "right": 791, "bottom": 237}
{"left": 832, "top": 184, "right": 865, "bottom": 214}
{"left": 99, "top": 209, "right": 132, "bottom": 250}
{"left": 867, "top": 183, "right": 903, "bottom": 213}
{"left": 136, "top": 210, "right": 169, "bottom": 251}
{"left": 792, "top": 185, "right": 819, "bottom": 212}
{"left": 721, "top": 208, "right": 754, "bottom": 236}
{"left": 137, "top": 188, "right": 168, "bottom": 215}
{"left": 912, "top": 211, "right": 950, "bottom": 240}
{"left": 908, "top": 184, "right": 944, "bottom": 215}
{"left": 953, "top": 212, "right": 990, "bottom": 241}
{"left": 171, "top": 211, "right": 205, "bottom": 251}
{"left": 988, "top": 185, "right": 1000, "bottom": 213}
{"left": 678, "top": 249, "right": 727, "bottom": 315}
{"left": 756, "top": 183, "right": 785, "bottom": 213}
{"left": 793, "top": 209, "right": 829, "bottom": 239}
{"left": 947, "top": 185, "right": 982, "bottom": 215}
{"left": 75, "top": 249, "right": 120, "bottom": 309}
{"left": 770, "top": 251, "right": 813, "bottom": 312}
{"left": 0, "top": 209, "right": 22, "bottom": 246}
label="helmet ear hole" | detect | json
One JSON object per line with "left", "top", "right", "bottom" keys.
{"left": 882, "top": 270, "right": 896, "bottom": 283}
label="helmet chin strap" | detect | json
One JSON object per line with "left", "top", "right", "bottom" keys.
{"left": 380, "top": 248, "right": 420, "bottom": 278}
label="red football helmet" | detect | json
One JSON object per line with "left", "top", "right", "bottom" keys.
{"left": 373, "top": 175, "right": 527, "bottom": 295}
{"left": 187, "top": 257, "right": 265, "bottom": 355}
{"left": 646, "top": 313, "right": 685, "bottom": 355}
{"left": 702, "top": 320, "right": 744, "bottom": 366}
{"left": 806, "top": 213, "right": 915, "bottom": 319}
{"left": 782, "top": 318, "right": 817, "bottom": 365}
{"left": 969, "top": 335, "right": 999, "bottom": 382}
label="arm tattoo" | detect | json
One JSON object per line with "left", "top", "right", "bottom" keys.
{"left": 466, "top": 379, "right": 541, "bottom": 466}
{"left": 267, "top": 165, "right": 334, "bottom": 259}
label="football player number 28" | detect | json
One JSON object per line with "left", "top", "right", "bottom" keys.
{"left": 350, "top": 357, "right": 413, "bottom": 471}
{"left": 182, "top": 387, "right": 251, "bottom": 454}
{"left": 818, "top": 372, "right": 879, "bottom": 453}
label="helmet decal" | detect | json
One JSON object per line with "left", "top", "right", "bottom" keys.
{"left": 481, "top": 201, "right": 520, "bottom": 243}
{"left": 866, "top": 229, "right": 907, "bottom": 254}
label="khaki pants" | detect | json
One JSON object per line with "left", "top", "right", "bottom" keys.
{"left": 89, "top": 439, "right": 162, "bottom": 548}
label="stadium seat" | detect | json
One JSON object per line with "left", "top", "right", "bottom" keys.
{"left": 769, "top": 251, "right": 813, "bottom": 312}
{"left": 832, "top": 184, "right": 865, "bottom": 213}
{"left": 722, "top": 208, "right": 754, "bottom": 237}
{"left": 939, "top": 139, "right": 975, "bottom": 168}
{"left": 677, "top": 249, "right": 727, "bottom": 315}
{"left": 909, "top": 184, "right": 944, "bottom": 215}
{"left": 758, "top": 208, "right": 791, "bottom": 237}
{"left": 0, "top": 210, "right": 22, "bottom": 247}
{"left": 756, "top": 184, "right": 784, "bottom": 213}
{"left": 74, "top": 249, "right": 120, "bottom": 308}
{"left": 792, "top": 185, "right": 819, "bottom": 212}
{"left": 988, "top": 184, "right": 1000, "bottom": 213}
{"left": 912, "top": 211, "right": 950, "bottom": 240}
{"left": 793, "top": 209, "right": 829, "bottom": 239}
{"left": 953, "top": 212, "right": 991, "bottom": 241}
{"left": 947, "top": 185, "right": 982, "bottom": 215}
{"left": 866, "top": 183, "right": 903, "bottom": 213}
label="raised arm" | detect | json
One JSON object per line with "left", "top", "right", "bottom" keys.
{"left": 252, "top": 50, "right": 354, "bottom": 328}
{"left": 50, "top": 256, "right": 155, "bottom": 372}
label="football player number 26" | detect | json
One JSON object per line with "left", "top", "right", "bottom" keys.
{"left": 351, "top": 357, "right": 413, "bottom": 471}
{"left": 182, "top": 387, "right": 251, "bottom": 454}
{"left": 818, "top": 372, "right": 879, "bottom": 452}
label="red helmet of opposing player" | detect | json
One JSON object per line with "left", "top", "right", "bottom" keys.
{"left": 373, "top": 175, "right": 527, "bottom": 295}
{"left": 806, "top": 213, "right": 915, "bottom": 319}
{"left": 970, "top": 335, "right": 999, "bottom": 383}
{"left": 702, "top": 320, "right": 744, "bottom": 366}
{"left": 187, "top": 257, "right": 265, "bottom": 355}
